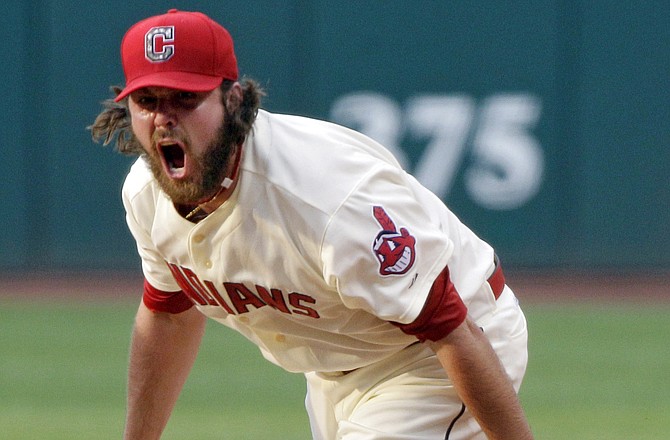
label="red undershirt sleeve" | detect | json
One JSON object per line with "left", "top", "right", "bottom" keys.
{"left": 393, "top": 264, "right": 467, "bottom": 342}
{"left": 142, "top": 278, "right": 195, "bottom": 314}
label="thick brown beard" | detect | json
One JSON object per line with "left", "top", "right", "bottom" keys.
{"left": 146, "top": 121, "right": 235, "bottom": 205}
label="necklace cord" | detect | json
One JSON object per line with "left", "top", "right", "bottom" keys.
{"left": 184, "top": 143, "right": 243, "bottom": 221}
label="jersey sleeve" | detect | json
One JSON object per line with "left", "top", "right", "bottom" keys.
{"left": 142, "top": 278, "right": 194, "bottom": 313}
{"left": 121, "top": 159, "right": 183, "bottom": 294}
{"left": 392, "top": 264, "right": 467, "bottom": 341}
{"left": 321, "top": 162, "right": 459, "bottom": 327}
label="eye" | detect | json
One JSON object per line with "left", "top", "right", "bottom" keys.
{"left": 131, "top": 92, "right": 158, "bottom": 110}
{"left": 178, "top": 91, "right": 197, "bottom": 100}
{"left": 175, "top": 92, "right": 202, "bottom": 109}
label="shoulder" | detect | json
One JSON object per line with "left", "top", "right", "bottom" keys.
{"left": 122, "top": 158, "right": 154, "bottom": 196}
{"left": 121, "top": 157, "right": 161, "bottom": 216}
{"left": 244, "top": 110, "right": 405, "bottom": 213}
{"left": 254, "top": 110, "right": 401, "bottom": 166}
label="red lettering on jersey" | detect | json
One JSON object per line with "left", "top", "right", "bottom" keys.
{"left": 166, "top": 263, "right": 320, "bottom": 319}
{"left": 256, "top": 285, "right": 291, "bottom": 313}
{"left": 289, "top": 293, "right": 320, "bottom": 318}
{"left": 167, "top": 263, "right": 209, "bottom": 306}
{"left": 203, "top": 280, "right": 236, "bottom": 314}
{"left": 224, "top": 282, "right": 267, "bottom": 314}
{"left": 183, "top": 267, "right": 222, "bottom": 306}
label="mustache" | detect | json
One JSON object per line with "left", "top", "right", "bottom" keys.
{"left": 151, "top": 129, "right": 188, "bottom": 147}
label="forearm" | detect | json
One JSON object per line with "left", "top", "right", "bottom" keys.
{"left": 429, "top": 318, "right": 533, "bottom": 440}
{"left": 124, "top": 302, "right": 207, "bottom": 440}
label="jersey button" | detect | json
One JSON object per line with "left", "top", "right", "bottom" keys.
{"left": 193, "top": 234, "right": 205, "bottom": 243}
{"left": 275, "top": 334, "right": 286, "bottom": 343}
{"left": 239, "top": 316, "right": 250, "bottom": 324}
{"left": 204, "top": 260, "right": 213, "bottom": 269}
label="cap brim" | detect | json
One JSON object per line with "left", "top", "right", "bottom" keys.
{"left": 114, "top": 71, "right": 224, "bottom": 102}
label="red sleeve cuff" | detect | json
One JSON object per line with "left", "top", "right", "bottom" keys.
{"left": 393, "top": 265, "right": 467, "bottom": 342}
{"left": 142, "top": 279, "right": 195, "bottom": 314}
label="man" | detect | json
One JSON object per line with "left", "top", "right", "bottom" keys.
{"left": 91, "top": 9, "right": 533, "bottom": 440}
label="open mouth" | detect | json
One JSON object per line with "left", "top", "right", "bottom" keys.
{"left": 158, "top": 141, "right": 187, "bottom": 179}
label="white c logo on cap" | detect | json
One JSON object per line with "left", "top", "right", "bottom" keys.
{"left": 145, "top": 26, "right": 175, "bottom": 62}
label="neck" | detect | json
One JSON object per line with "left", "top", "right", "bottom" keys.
{"left": 183, "top": 143, "right": 243, "bottom": 221}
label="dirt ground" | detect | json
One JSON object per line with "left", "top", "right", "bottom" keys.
{"left": 507, "top": 270, "right": 669, "bottom": 304}
{"left": 0, "top": 270, "right": 667, "bottom": 304}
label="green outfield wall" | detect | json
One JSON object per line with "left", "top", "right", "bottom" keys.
{"left": 1, "top": 1, "right": 668, "bottom": 271}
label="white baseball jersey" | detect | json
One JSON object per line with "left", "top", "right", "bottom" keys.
{"left": 122, "top": 109, "right": 498, "bottom": 373}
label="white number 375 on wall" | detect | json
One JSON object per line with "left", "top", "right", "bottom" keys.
{"left": 330, "top": 92, "right": 544, "bottom": 211}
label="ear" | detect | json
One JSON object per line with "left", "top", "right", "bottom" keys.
{"left": 224, "top": 82, "right": 243, "bottom": 111}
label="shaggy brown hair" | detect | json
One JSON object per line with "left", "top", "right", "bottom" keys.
{"left": 89, "top": 79, "right": 264, "bottom": 155}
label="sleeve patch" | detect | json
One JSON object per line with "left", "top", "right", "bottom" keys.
{"left": 142, "top": 279, "right": 195, "bottom": 314}
{"left": 393, "top": 265, "right": 467, "bottom": 342}
{"left": 371, "top": 206, "right": 417, "bottom": 276}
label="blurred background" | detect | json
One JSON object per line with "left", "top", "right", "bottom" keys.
{"left": 1, "top": 2, "right": 668, "bottom": 439}
{"left": 1, "top": 0, "right": 668, "bottom": 275}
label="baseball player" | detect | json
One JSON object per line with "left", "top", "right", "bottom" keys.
{"left": 91, "top": 9, "right": 533, "bottom": 440}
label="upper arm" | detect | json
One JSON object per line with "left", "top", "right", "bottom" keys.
{"left": 142, "top": 278, "right": 194, "bottom": 314}
{"left": 122, "top": 161, "right": 182, "bottom": 293}
{"left": 321, "top": 164, "right": 454, "bottom": 323}
{"left": 393, "top": 264, "right": 467, "bottom": 342}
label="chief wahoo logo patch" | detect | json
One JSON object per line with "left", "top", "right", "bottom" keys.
{"left": 372, "top": 206, "right": 417, "bottom": 276}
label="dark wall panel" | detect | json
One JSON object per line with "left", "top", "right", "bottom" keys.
{"left": 2, "top": 1, "right": 668, "bottom": 271}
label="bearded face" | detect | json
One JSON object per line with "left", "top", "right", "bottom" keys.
{"left": 126, "top": 86, "right": 240, "bottom": 206}
{"left": 144, "top": 122, "right": 235, "bottom": 205}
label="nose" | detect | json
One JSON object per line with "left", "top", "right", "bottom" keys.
{"left": 152, "top": 100, "right": 177, "bottom": 128}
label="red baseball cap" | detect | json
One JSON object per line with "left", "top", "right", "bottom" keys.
{"left": 115, "top": 9, "right": 238, "bottom": 102}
